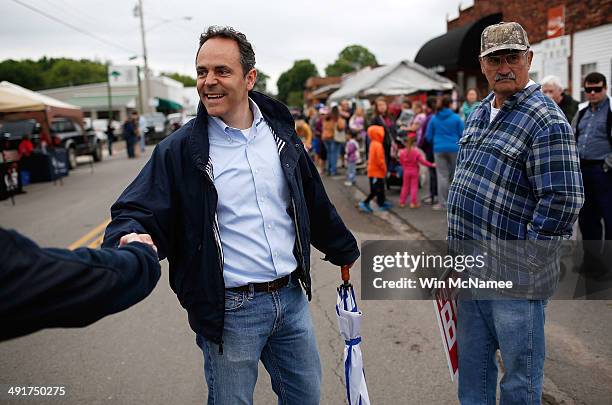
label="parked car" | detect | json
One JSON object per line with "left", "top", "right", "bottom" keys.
{"left": 51, "top": 118, "right": 105, "bottom": 168}
{"left": 165, "top": 113, "right": 183, "bottom": 137}
{"left": 1, "top": 119, "right": 41, "bottom": 150}
{"left": 2, "top": 117, "right": 104, "bottom": 168}
{"left": 83, "top": 118, "right": 123, "bottom": 136}
{"left": 182, "top": 114, "right": 196, "bottom": 125}
{"left": 83, "top": 118, "right": 122, "bottom": 141}
{"left": 141, "top": 113, "right": 167, "bottom": 144}
{"left": 164, "top": 113, "right": 196, "bottom": 137}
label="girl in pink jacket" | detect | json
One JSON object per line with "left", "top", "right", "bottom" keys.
{"left": 399, "top": 132, "right": 436, "bottom": 208}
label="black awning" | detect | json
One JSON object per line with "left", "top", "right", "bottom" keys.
{"left": 415, "top": 14, "right": 502, "bottom": 72}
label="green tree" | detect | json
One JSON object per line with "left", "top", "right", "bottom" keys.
{"left": 44, "top": 58, "right": 106, "bottom": 88}
{"left": 286, "top": 91, "right": 304, "bottom": 107}
{"left": 0, "top": 57, "right": 110, "bottom": 90}
{"left": 324, "top": 45, "right": 378, "bottom": 77}
{"left": 253, "top": 70, "right": 270, "bottom": 94}
{"left": 162, "top": 72, "right": 197, "bottom": 87}
{"left": 324, "top": 59, "right": 354, "bottom": 77}
{"left": 276, "top": 59, "right": 318, "bottom": 104}
{"left": 0, "top": 59, "right": 45, "bottom": 90}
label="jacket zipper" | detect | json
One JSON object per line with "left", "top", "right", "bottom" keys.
{"left": 270, "top": 125, "right": 305, "bottom": 274}
{"left": 204, "top": 163, "right": 225, "bottom": 355}
{"left": 291, "top": 198, "right": 305, "bottom": 271}
{"left": 212, "top": 211, "right": 225, "bottom": 354}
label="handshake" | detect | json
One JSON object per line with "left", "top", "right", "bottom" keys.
{"left": 119, "top": 233, "right": 158, "bottom": 253}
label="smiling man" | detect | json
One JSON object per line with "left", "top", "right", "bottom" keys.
{"left": 447, "top": 22, "right": 584, "bottom": 404}
{"left": 102, "top": 26, "right": 359, "bottom": 405}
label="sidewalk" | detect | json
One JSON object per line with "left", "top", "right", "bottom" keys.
{"left": 353, "top": 174, "right": 447, "bottom": 240}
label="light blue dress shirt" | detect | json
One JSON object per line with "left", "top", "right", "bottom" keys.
{"left": 577, "top": 97, "right": 611, "bottom": 160}
{"left": 208, "top": 98, "right": 297, "bottom": 288}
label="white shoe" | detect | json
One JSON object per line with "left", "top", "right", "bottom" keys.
{"left": 344, "top": 181, "right": 353, "bottom": 186}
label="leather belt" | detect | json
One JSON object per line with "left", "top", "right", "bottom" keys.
{"left": 227, "top": 274, "right": 292, "bottom": 293}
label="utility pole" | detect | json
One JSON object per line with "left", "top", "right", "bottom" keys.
{"left": 106, "top": 62, "right": 113, "bottom": 120}
{"left": 136, "top": 0, "right": 152, "bottom": 114}
{"left": 137, "top": 65, "right": 144, "bottom": 115}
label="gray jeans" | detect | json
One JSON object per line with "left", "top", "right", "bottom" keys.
{"left": 434, "top": 152, "right": 457, "bottom": 207}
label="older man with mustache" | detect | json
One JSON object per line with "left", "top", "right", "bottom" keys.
{"left": 447, "top": 22, "right": 584, "bottom": 404}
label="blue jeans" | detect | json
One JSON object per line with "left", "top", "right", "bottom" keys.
{"left": 140, "top": 131, "right": 146, "bottom": 152}
{"left": 347, "top": 161, "right": 356, "bottom": 184}
{"left": 324, "top": 140, "right": 340, "bottom": 175}
{"left": 195, "top": 277, "right": 321, "bottom": 405}
{"left": 579, "top": 163, "right": 612, "bottom": 279}
{"left": 457, "top": 300, "right": 546, "bottom": 405}
{"left": 125, "top": 137, "right": 135, "bottom": 158}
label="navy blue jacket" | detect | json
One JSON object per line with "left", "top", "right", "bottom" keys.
{"left": 0, "top": 228, "right": 160, "bottom": 341}
{"left": 102, "top": 91, "right": 360, "bottom": 344}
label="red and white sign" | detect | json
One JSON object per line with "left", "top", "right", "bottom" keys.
{"left": 434, "top": 296, "right": 458, "bottom": 381}
{"left": 547, "top": 5, "right": 565, "bottom": 39}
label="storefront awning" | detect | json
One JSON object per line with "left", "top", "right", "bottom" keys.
{"left": 415, "top": 13, "right": 502, "bottom": 72}
{"left": 156, "top": 97, "right": 182, "bottom": 111}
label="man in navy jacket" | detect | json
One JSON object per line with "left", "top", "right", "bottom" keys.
{"left": 102, "top": 26, "right": 359, "bottom": 404}
{"left": 1, "top": 228, "right": 160, "bottom": 342}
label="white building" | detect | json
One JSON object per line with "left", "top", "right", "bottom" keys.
{"left": 40, "top": 75, "right": 185, "bottom": 122}
{"left": 529, "top": 22, "right": 612, "bottom": 101}
{"left": 571, "top": 23, "right": 612, "bottom": 101}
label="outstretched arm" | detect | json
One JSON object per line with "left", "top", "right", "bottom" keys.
{"left": 0, "top": 229, "right": 160, "bottom": 341}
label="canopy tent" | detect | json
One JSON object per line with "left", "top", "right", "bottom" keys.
{"left": 328, "top": 61, "right": 455, "bottom": 102}
{"left": 0, "top": 81, "right": 83, "bottom": 145}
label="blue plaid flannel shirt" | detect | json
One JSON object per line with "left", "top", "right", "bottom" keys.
{"left": 448, "top": 84, "right": 584, "bottom": 241}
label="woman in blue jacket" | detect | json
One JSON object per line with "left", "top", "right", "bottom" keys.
{"left": 425, "top": 96, "right": 465, "bottom": 210}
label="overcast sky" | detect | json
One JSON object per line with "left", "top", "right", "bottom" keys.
{"left": 1, "top": 0, "right": 474, "bottom": 93}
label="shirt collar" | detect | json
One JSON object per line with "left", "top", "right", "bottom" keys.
{"left": 590, "top": 96, "right": 610, "bottom": 112}
{"left": 210, "top": 97, "right": 265, "bottom": 133}
{"left": 488, "top": 80, "right": 539, "bottom": 110}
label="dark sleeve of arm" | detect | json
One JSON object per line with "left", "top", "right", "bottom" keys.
{"left": 426, "top": 118, "right": 435, "bottom": 143}
{"left": 102, "top": 145, "right": 174, "bottom": 260}
{"left": 0, "top": 229, "right": 161, "bottom": 341}
{"left": 300, "top": 151, "right": 360, "bottom": 266}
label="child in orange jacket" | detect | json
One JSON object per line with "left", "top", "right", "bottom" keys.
{"left": 359, "top": 125, "right": 391, "bottom": 213}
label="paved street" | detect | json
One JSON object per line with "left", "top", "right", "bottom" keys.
{"left": 1, "top": 149, "right": 611, "bottom": 404}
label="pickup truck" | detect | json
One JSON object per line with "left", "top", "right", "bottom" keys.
{"left": 0, "top": 118, "right": 106, "bottom": 169}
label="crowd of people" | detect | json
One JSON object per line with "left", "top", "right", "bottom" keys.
{"left": 292, "top": 90, "right": 480, "bottom": 213}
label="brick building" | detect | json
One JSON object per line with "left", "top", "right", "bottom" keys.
{"left": 415, "top": 0, "right": 612, "bottom": 101}
{"left": 303, "top": 76, "right": 342, "bottom": 106}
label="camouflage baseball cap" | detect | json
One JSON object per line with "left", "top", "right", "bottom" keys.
{"left": 480, "top": 22, "right": 530, "bottom": 57}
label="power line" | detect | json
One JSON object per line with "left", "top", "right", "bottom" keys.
{"left": 44, "top": 0, "right": 119, "bottom": 37}
{"left": 10, "top": 0, "right": 138, "bottom": 55}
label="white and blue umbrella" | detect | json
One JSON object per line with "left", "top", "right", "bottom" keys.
{"left": 336, "top": 268, "right": 370, "bottom": 405}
